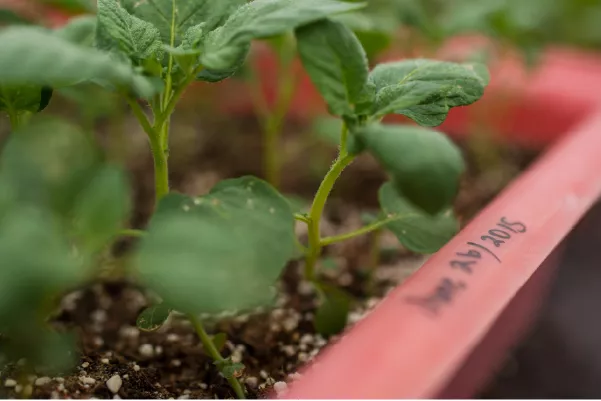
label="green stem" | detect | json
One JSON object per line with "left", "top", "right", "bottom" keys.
{"left": 253, "top": 35, "right": 297, "bottom": 188}
{"left": 304, "top": 124, "right": 354, "bottom": 280}
{"left": 156, "top": 66, "right": 203, "bottom": 150}
{"left": 189, "top": 315, "right": 246, "bottom": 399}
{"left": 320, "top": 218, "right": 394, "bottom": 246}
{"left": 161, "top": 0, "right": 176, "bottom": 114}
{"left": 294, "top": 213, "right": 310, "bottom": 224}
{"left": 127, "top": 98, "right": 169, "bottom": 202}
{"left": 117, "top": 229, "right": 147, "bottom": 238}
{"left": 149, "top": 128, "right": 169, "bottom": 202}
{"left": 8, "top": 110, "right": 31, "bottom": 131}
{"left": 366, "top": 229, "right": 382, "bottom": 294}
{"left": 264, "top": 66, "right": 297, "bottom": 187}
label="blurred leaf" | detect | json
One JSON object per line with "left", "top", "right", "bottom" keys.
{"left": 379, "top": 182, "right": 458, "bottom": 253}
{"left": 393, "top": 0, "right": 441, "bottom": 40}
{"left": 72, "top": 165, "right": 131, "bottom": 254}
{"left": 211, "top": 332, "right": 227, "bottom": 352}
{"left": 368, "top": 59, "right": 489, "bottom": 125}
{"left": 296, "top": 18, "right": 373, "bottom": 118}
{"left": 312, "top": 116, "right": 343, "bottom": 146}
{"left": 360, "top": 211, "right": 379, "bottom": 225}
{"left": 41, "top": 0, "right": 95, "bottom": 13}
{"left": 0, "top": 117, "right": 99, "bottom": 215}
{"left": 0, "top": 207, "right": 82, "bottom": 323}
{"left": 96, "top": 0, "right": 164, "bottom": 63}
{"left": 0, "top": 205, "right": 82, "bottom": 371}
{"left": 0, "top": 9, "right": 33, "bottom": 26}
{"left": 0, "top": 26, "right": 161, "bottom": 98}
{"left": 314, "top": 283, "right": 351, "bottom": 337}
{"left": 333, "top": 11, "right": 396, "bottom": 59}
{"left": 196, "top": 48, "right": 249, "bottom": 83}
{"left": 57, "top": 84, "right": 122, "bottom": 121}
{"left": 201, "top": 0, "right": 365, "bottom": 72}
{"left": 354, "top": 123, "right": 464, "bottom": 214}
{"left": 0, "top": 85, "right": 49, "bottom": 114}
{"left": 136, "top": 304, "right": 172, "bottom": 332}
{"left": 39, "top": 87, "right": 54, "bottom": 111}
{"left": 320, "top": 257, "right": 338, "bottom": 271}
{"left": 54, "top": 15, "right": 97, "bottom": 46}
{"left": 138, "top": 176, "right": 296, "bottom": 315}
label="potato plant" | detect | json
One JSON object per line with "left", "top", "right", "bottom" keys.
{"left": 0, "top": 0, "right": 488, "bottom": 398}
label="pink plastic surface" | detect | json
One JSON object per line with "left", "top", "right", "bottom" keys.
{"left": 283, "top": 110, "right": 601, "bottom": 398}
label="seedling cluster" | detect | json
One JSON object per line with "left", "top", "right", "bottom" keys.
{"left": 0, "top": 0, "right": 488, "bottom": 398}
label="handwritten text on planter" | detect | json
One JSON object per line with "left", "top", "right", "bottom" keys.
{"left": 404, "top": 217, "right": 528, "bottom": 316}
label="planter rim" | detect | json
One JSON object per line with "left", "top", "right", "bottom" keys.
{"left": 284, "top": 108, "right": 601, "bottom": 398}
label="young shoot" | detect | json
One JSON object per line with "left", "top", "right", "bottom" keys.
{"left": 292, "top": 18, "right": 489, "bottom": 334}
{"left": 93, "top": 0, "right": 367, "bottom": 398}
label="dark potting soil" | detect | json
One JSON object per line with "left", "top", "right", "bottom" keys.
{"left": 0, "top": 114, "right": 539, "bottom": 399}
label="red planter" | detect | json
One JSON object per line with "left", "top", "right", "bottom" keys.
{"left": 264, "top": 46, "right": 601, "bottom": 398}
{"left": 283, "top": 109, "right": 601, "bottom": 398}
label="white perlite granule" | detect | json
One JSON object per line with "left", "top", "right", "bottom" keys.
{"left": 34, "top": 377, "right": 51, "bottom": 386}
{"left": 4, "top": 379, "right": 17, "bottom": 388}
{"left": 273, "top": 381, "right": 288, "bottom": 396}
{"left": 106, "top": 375, "right": 122, "bottom": 394}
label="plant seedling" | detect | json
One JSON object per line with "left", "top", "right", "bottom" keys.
{"left": 0, "top": 117, "right": 131, "bottom": 385}
{"left": 292, "top": 18, "right": 489, "bottom": 334}
{"left": 0, "top": 1, "right": 488, "bottom": 398}
{"left": 0, "top": 0, "right": 367, "bottom": 398}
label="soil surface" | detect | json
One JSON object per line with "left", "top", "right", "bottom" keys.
{"left": 0, "top": 110, "right": 538, "bottom": 399}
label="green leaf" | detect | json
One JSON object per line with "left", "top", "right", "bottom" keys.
{"left": 296, "top": 18, "right": 373, "bottom": 118}
{"left": 39, "top": 87, "right": 53, "bottom": 111}
{"left": 54, "top": 15, "right": 97, "bottom": 46}
{"left": 0, "top": 26, "right": 160, "bottom": 98}
{"left": 0, "top": 206, "right": 82, "bottom": 324}
{"left": 0, "top": 205, "right": 82, "bottom": 370}
{"left": 354, "top": 123, "right": 465, "bottom": 214}
{"left": 0, "top": 117, "right": 100, "bottom": 216}
{"left": 312, "top": 116, "right": 343, "bottom": 146}
{"left": 0, "top": 9, "right": 33, "bottom": 26}
{"left": 215, "top": 359, "right": 245, "bottom": 380}
{"left": 379, "top": 182, "right": 459, "bottom": 254}
{"left": 56, "top": 84, "right": 122, "bottom": 121}
{"left": 43, "top": 0, "right": 95, "bottom": 13}
{"left": 163, "top": 45, "right": 199, "bottom": 75}
{"left": 211, "top": 333, "right": 227, "bottom": 352}
{"left": 0, "top": 85, "right": 48, "bottom": 114}
{"left": 71, "top": 165, "right": 131, "bottom": 255}
{"left": 314, "top": 283, "right": 351, "bottom": 337}
{"left": 0, "top": 328, "right": 77, "bottom": 376}
{"left": 119, "top": 0, "right": 244, "bottom": 47}
{"left": 196, "top": 47, "right": 249, "bottom": 83}
{"left": 201, "top": 0, "right": 366, "bottom": 72}
{"left": 97, "top": 0, "right": 163, "bottom": 62}
{"left": 333, "top": 11, "right": 396, "bottom": 59}
{"left": 360, "top": 211, "right": 379, "bottom": 225}
{"left": 368, "top": 59, "right": 490, "bottom": 126}
{"left": 138, "top": 176, "right": 296, "bottom": 315}
{"left": 136, "top": 304, "right": 172, "bottom": 332}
